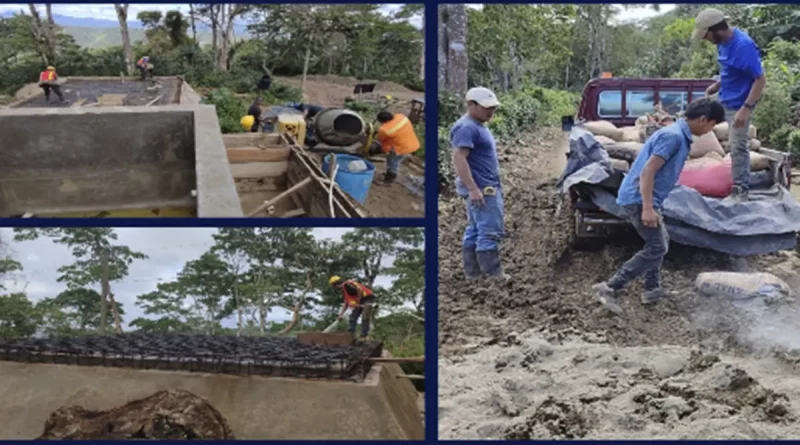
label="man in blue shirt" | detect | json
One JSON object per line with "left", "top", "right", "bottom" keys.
{"left": 693, "top": 8, "right": 766, "bottom": 201}
{"left": 593, "top": 98, "right": 726, "bottom": 314}
{"left": 450, "top": 87, "right": 507, "bottom": 279}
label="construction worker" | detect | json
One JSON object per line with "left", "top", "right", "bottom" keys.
{"left": 136, "top": 56, "right": 154, "bottom": 81}
{"left": 693, "top": 8, "right": 766, "bottom": 202}
{"left": 592, "top": 98, "right": 726, "bottom": 315}
{"left": 451, "top": 87, "right": 507, "bottom": 280}
{"left": 330, "top": 276, "right": 376, "bottom": 339}
{"left": 247, "top": 97, "right": 264, "bottom": 133}
{"left": 374, "top": 110, "right": 420, "bottom": 185}
{"left": 38, "top": 66, "right": 65, "bottom": 104}
{"left": 288, "top": 102, "right": 324, "bottom": 120}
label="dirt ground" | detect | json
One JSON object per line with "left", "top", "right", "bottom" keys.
{"left": 438, "top": 126, "right": 800, "bottom": 439}
{"left": 12, "top": 79, "right": 179, "bottom": 107}
{"left": 275, "top": 75, "right": 423, "bottom": 110}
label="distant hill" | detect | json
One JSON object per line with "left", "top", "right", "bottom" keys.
{"left": 1, "top": 12, "right": 249, "bottom": 49}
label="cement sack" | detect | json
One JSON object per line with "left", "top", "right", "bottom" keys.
{"left": 635, "top": 115, "right": 650, "bottom": 127}
{"left": 713, "top": 122, "right": 757, "bottom": 141}
{"left": 584, "top": 120, "right": 623, "bottom": 141}
{"left": 619, "top": 126, "right": 642, "bottom": 143}
{"left": 605, "top": 141, "right": 642, "bottom": 163}
{"left": 594, "top": 135, "right": 616, "bottom": 147}
{"left": 683, "top": 152, "right": 723, "bottom": 170}
{"left": 721, "top": 138, "right": 762, "bottom": 153}
{"left": 690, "top": 132, "right": 725, "bottom": 159}
{"left": 723, "top": 152, "right": 770, "bottom": 172}
{"left": 695, "top": 271, "right": 792, "bottom": 303}
{"left": 610, "top": 159, "right": 630, "bottom": 172}
{"left": 750, "top": 139, "right": 762, "bottom": 151}
{"left": 678, "top": 156, "right": 732, "bottom": 197}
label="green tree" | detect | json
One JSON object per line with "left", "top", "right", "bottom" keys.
{"left": 37, "top": 288, "right": 126, "bottom": 336}
{"left": 13, "top": 228, "right": 148, "bottom": 335}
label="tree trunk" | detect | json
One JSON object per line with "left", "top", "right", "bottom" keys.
{"left": 108, "top": 293, "right": 123, "bottom": 334}
{"left": 234, "top": 286, "right": 243, "bottom": 336}
{"left": 258, "top": 303, "right": 266, "bottom": 334}
{"left": 28, "top": 4, "right": 56, "bottom": 64}
{"left": 99, "top": 249, "right": 110, "bottom": 335}
{"left": 44, "top": 4, "right": 57, "bottom": 61}
{"left": 301, "top": 43, "right": 312, "bottom": 96}
{"left": 189, "top": 4, "right": 198, "bottom": 43}
{"left": 439, "top": 4, "right": 469, "bottom": 96}
{"left": 114, "top": 4, "right": 133, "bottom": 76}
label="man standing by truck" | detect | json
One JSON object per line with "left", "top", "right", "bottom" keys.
{"left": 451, "top": 87, "right": 507, "bottom": 280}
{"left": 693, "top": 8, "right": 766, "bottom": 201}
{"left": 592, "top": 98, "right": 725, "bottom": 314}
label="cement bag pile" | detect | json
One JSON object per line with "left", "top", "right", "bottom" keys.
{"left": 604, "top": 141, "right": 642, "bottom": 163}
{"left": 690, "top": 131, "right": 725, "bottom": 159}
{"left": 584, "top": 120, "right": 623, "bottom": 142}
{"left": 712, "top": 122, "right": 762, "bottom": 153}
{"left": 678, "top": 155, "right": 733, "bottom": 197}
{"left": 695, "top": 271, "right": 793, "bottom": 304}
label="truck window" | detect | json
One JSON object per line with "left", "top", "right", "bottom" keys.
{"left": 598, "top": 90, "right": 622, "bottom": 118}
{"left": 625, "top": 90, "right": 656, "bottom": 117}
{"left": 660, "top": 91, "right": 688, "bottom": 115}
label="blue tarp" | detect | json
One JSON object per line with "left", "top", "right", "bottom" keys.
{"left": 558, "top": 127, "right": 800, "bottom": 256}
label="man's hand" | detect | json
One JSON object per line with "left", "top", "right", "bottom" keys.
{"left": 468, "top": 187, "right": 485, "bottom": 207}
{"left": 642, "top": 206, "right": 660, "bottom": 228}
{"left": 733, "top": 107, "right": 751, "bottom": 129}
{"left": 704, "top": 86, "right": 716, "bottom": 97}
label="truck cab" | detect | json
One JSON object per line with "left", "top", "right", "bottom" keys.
{"left": 577, "top": 77, "right": 715, "bottom": 126}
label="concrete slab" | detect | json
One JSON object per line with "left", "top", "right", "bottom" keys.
{"left": 0, "top": 105, "right": 242, "bottom": 217}
{"left": 11, "top": 77, "right": 182, "bottom": 108}
{"left": 0, "top": 360, "right": 424, "bottom": 440}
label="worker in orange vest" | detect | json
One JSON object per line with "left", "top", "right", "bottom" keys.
{"left": 374, "top": 110, "right": 420, "bottom": 185}
{"left": 38, "top": 66, "right": 65, "bottom": 104}
{"left": 331, "top": 276, "right": 376, "bottom": 339}
{"left": 136, "top": 56, "right": 154, "bottom": 81}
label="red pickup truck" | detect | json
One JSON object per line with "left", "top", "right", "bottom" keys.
{"left": 564, "top": 77, "right": 793, "bottom": 244}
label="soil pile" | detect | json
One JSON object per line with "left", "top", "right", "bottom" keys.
{"left": 438, "top": 126, "right": 800, "bottom": 439}
{"left": 37, "top": 389, "right": 235, "bottom": 440}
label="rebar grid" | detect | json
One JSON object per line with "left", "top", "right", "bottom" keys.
{"left": 0, "top": 333, "right": 383, "bottom": 381}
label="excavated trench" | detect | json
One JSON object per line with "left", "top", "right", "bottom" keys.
{"left": 438, "top": 127, "right": 800, "bottom": 439}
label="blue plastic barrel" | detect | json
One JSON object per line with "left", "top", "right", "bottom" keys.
{"left": 321, "top": 154, "right": 375, "bottom": 204}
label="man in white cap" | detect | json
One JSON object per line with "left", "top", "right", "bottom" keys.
{"left": 693, "top": 7, "right": 766, "bottom": 201}
{"left": 450, "top": 87, "right": 508, "bottom": 280}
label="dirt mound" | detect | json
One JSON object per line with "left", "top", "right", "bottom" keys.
{"left": 280, "top": 74, "right": 419, "bottom": 93}
{"left": 37, "top": 389, "right": 235, "bottom": 439}
{"left": 275, "top": 75, "right": 421, "bottom": 108}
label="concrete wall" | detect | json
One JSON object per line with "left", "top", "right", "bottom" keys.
{"left": 0, "top": 360, "right": 423, "bottom": 440}
{"left": 0, "top": 105, "right": 242, "bottom": 217}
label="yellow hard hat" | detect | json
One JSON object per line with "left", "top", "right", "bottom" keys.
{"left": 329, "top": 275, "right": 342, "bottom": 285}
{"left": 385, "top": 95, "right": 393, "bottom": 100}
{"left": 46, "top": 66, "right": 55, "bottom": 71}
{"left": 240, "top": 115, "right": 255, "bottom": 131}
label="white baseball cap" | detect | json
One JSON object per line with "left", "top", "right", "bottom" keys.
{"left": 466, "top": 87, "right": 501, "bottom": 108}
{"left": 692, "top": 8, "right": 726, "bottom": 40}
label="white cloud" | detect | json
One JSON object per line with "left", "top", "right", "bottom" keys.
{"left": 0, "top": 227, "right": 418, "bottom": 330}
{"left": 464, "top": 4, "right": 676, "bottom": 23}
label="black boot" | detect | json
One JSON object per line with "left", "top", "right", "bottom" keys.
{"left": 462, "top": 246, "right": 481, "bottom": 279}
{"left": 381, "top": 171, "right": 398, "bottom": 185}
{"left": 476, "top": 250, "right": 510, "bottom": 280}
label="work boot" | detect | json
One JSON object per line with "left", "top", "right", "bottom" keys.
{"left": 592, "top": 282, "right": 623, "bottom": 315}
{"left": 476, "top": 250, "right": 510, "bottom": 280}
{"left": 641, "top": 288, "right": 673, "bottom": 305}
{"left": 462, "top": 246, "right": 482, "bottom": 280}
{"left": 380, "top": 172, "right": 398, "bottom": 186}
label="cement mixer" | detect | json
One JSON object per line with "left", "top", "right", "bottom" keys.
{"left": 306, "top": 108, "right": 378, "bottom": 157}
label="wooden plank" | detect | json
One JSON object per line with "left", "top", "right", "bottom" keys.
{"left": 227, "top": 146, "right": 291, "bottom": 163}
{"left": 229, "top": 161, "right": 289, "bottom": 179}
{"left": 296, "top": 332, "right": 354, "bottom": 346}
{"left": 367, "top": 356, "right": 424, "bottom": 364}
{"left": 223, "top": 133, "right": 284, "bottom": 149}
{"left": 396, "top": 374, "right": 425, "bottom": 380}
{"left": 96, "top": 94, "right": 126, "bottom": 106}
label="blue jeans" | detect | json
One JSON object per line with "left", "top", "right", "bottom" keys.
{"left": 463, "top": 188, "right": 505, "bottom": 252}
{"left": 726, "top": 108, "right": 752, "bottom": 193}
{"left": 608, "top": 204, "right": 669, "bottom": 291}
{"left": 348, "top": 295, "right": 375, "bottom": 336}
{"left": 387, "top": 151, "right": 407, "bottom": 175}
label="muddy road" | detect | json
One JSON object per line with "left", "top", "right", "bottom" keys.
{"left": 438, "top": 126, "right": 800, "bottom": 439}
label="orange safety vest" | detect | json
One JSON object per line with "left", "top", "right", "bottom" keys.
{"left": 341, "top": 280, "right": 373, "bottom": 308}
{"left": 377, "top": 113, "right": 420, "bottom": 156}
{"left": 137, "top": 57, "right": 148, "bottom": 67}
{"left": 39, "top": 71, "right": 56, "bottom": 83}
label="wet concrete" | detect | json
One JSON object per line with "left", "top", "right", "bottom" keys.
{"left": 15, "top": 78, "right": 180, "bottom": 108}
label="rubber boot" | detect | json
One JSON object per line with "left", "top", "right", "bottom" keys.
{"left": 462, "top": 246, "right": 482, "bottom": 280}
{"left": 476, "top": 250, "right": 509, "bottom": 280}
{"left": 381, "top": 171, "right": 398, "bottom": 186}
